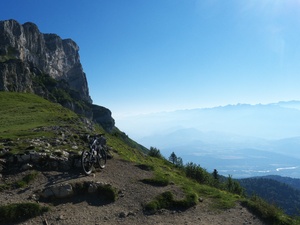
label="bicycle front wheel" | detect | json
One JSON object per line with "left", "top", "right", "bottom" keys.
{"left": 81, "top": 150, "right": 93, "bottom": 175}
{"left": 97, "top": 148, "right": 107, "bottom": 169}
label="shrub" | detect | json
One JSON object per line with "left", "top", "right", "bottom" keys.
{"left": 185, "top": 162, "right": 212, "bottom": 185}
{"left": 0, "top": 203, "right": 49, "bottom": 224}
{"left": 241, "top": 196, "right": 294, "bottom": 225}
{"left": 148, "top": 147, "right": 163, "bottom": 158}
{"left": 97, "top": 184, "right": 118, "bottom": 201}
{"left": 144, "top": 191, "right": 197, "bottom": 213}
{"left": 144, "top": 191, "right": 173, "bottom": 212}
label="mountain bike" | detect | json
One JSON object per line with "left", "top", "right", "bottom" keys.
{"left": 81, "top": 134, "right": 107, "bottom": 175}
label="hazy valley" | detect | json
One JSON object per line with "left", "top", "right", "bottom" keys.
{"left": 117, "top": 102, "right": 300, "bottom": 178}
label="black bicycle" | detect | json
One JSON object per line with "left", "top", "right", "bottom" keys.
{"left": 81, "top": 134, "right": 107, "bottom": 175}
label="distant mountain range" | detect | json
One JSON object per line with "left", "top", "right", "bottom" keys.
{"left": 119, "top": 101, "right": 300, "bottom": 140}
{"left": 117, "top": 101, "right": 300, "bottom": 178}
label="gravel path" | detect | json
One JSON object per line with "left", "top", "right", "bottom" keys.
{"left": 0, "top": 156, "right": 267, "bottom": 225}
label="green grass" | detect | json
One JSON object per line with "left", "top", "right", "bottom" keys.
{"left": 0, "top": 202, "right": 49, "bottom": 224}
{"left": 15, "top": 171, "right": 39, "bottom": 188}
{"left": 1, "top": 91, "right": 299, "bottom": 224}
{"left": 0, "top": 92, "right": 80, "bottom": 138}
{"left": 144, "top": 191, "right": 197, "bottom": 213}
{"left": 241, "top": 196, "right": 300, "bottom": 225}
{"left": 0, "top": 92, "right": 90, "bottom": 155}
{"left": 141, "top": 175, "right": 170, "bottom": 187}
{"left": 96, "top": 184, "right": 118, "bottom": 201}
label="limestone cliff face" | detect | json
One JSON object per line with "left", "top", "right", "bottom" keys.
{"left": 0, "top": 19, "right": 115, "bottom": 132}
{"left": 0, "top": 19, "right": 91, "bottom": 103}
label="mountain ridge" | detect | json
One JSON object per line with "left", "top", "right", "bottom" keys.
{"left": 0, "top": 19, "right": 298, "bottom": 225}
{"left": 0, "top": 19, "right": 114, "bottom": 132}
{"left": 118, "top": 100, "right": 300, "bottom": 140}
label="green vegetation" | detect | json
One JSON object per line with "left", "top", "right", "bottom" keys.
{"left": 111, "top": 128, "right": 148, "bottom": 154}
{"left": 1, "top": 91, "right": 299, "bottom": 224}
{"left": 32, "top": 73, "right": 90, "bottom": 113}
{"left": 0, "top": 92, "right": 89, "bottom": 154}
{"left": 0, "top": 203, "right": 49, "bottom": 224}
{"left": 144, "top": 191, "right": 197, "bottom": 212}
{"left": 0, "top": 92, "right": 80, "bottom": 138}
{"left": 97, "top": 184, "right": 118, "bottom": 201}
{"left": 148, "top": 146, "right": 163, "bottom": 158}
{"left": 136, "top": 164, "right": 154, "bottom": 171}
{"left": 240, "top": 177, "right": 300, "bottom": 216}
{"left": 141, "top": 174, "right": 170, "bottom": 187}
{"left": 0, "top": 171, "right": 39, "bottom": 191}
{"left": 168, "top": 151, "right": 183, "bottom": 167}
{"left": 15, "top": 171, "right": 39, "bottom": 188}
{"left": 241, "top": 196, "right": 296, "bottom": 225}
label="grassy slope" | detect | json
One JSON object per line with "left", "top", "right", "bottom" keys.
{"left": 0, "top": 92, "right": 298, "bottom": 225}
{"left": 0, "top": 92, "right": 83, "bottom": 139}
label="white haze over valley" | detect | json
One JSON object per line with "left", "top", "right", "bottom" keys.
{"left": 116, "top": 101, "right": 300, "bottom": 178}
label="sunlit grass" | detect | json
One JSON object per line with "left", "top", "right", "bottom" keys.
{"left": 0, "top": 92, "right": 82, "bottom": 139}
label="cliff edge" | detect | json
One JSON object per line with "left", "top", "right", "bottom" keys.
{"left": 0, "top": 19, "right": 114, "bottom": 131}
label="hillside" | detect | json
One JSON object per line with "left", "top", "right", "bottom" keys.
{"left": 262, "top": 175, "right": 300, "bottom": 191}
{"left": 0, "top": 19, "right": 115, "bottom": 132}
{"left": 0, "top": 19, "right": 298, "bottom": 225}
{"left": 0, "top": 92, "right": 289, "bottom": 225}
{"left": 239, "top": 176, "right": 300, "bottom": 216}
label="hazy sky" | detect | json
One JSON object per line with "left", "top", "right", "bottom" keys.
{"left": 2, "top": 0, "right": 300, "bottom": 120}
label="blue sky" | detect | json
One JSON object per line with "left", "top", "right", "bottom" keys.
{"left": 2, "top": 0, "right": 300, "bottom": 120}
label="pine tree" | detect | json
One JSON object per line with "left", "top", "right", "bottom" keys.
{"left": 169, "top": 152, "right": 177, "bottom": 164}
{"left": 213, "top": 169, "right": 219, "bottom": 180}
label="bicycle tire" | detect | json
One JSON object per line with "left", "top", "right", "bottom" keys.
{"left": 97, "top": 148, "right": 107, "bottom": 169}
{"left": 81, "top": 150, "right": 93, "bottom": 175}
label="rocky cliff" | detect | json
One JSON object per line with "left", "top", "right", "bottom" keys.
{"left": 0, "top": 19, "right": 114, "bottom": 132}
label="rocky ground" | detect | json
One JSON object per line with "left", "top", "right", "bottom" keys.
{"left": 0, "top": 154, "right": 267, "bottom": 225}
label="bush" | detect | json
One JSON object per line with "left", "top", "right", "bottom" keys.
{"left": 185, "top": 162, "right": 212, "bottom": 185}
{"left": 0, "top": 203, "right": 49, "bottom": 224}
{"left": 148, "top": 147, "right": 163, "bottom": 158}
{"left": 97, "top": 184, "right": 118, "bottom": 201}
{"left": 144, "top": 191, "right": 197, "bottom": 213}
{"left": 72, "top": 182, "right": 118, "bottom": 202}
{"left": 241, "top": 196, "right": 294, "bottom": 225}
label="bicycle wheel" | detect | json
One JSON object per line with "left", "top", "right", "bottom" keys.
{"left": 97, "top": 147, "right": 107, "bottom": 169}
{"left": 81, "top": 150, "right": 93, "bottom": 175}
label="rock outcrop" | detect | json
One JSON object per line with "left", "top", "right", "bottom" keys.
{"left": 0, "top": 19, "right": 115, "bottom": 131}
{"left": 0, "top": 19, "right": 90, "bottom": 103}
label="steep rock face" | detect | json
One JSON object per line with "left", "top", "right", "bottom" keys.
{"left": 0, "top": 59, "right": 33, "bottom": 92}
{"left": 0, "top": 19, "right": 91, "bottom": 103}
{"left": 92, "top": 105, "right": 115, "bottom": 133}
{"left": 0, "top": 19, "right": 115, "bottom": 132}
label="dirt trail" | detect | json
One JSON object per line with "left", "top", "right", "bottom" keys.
{"left": 0, "top": 157, "right": 267, "bottom": 225}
